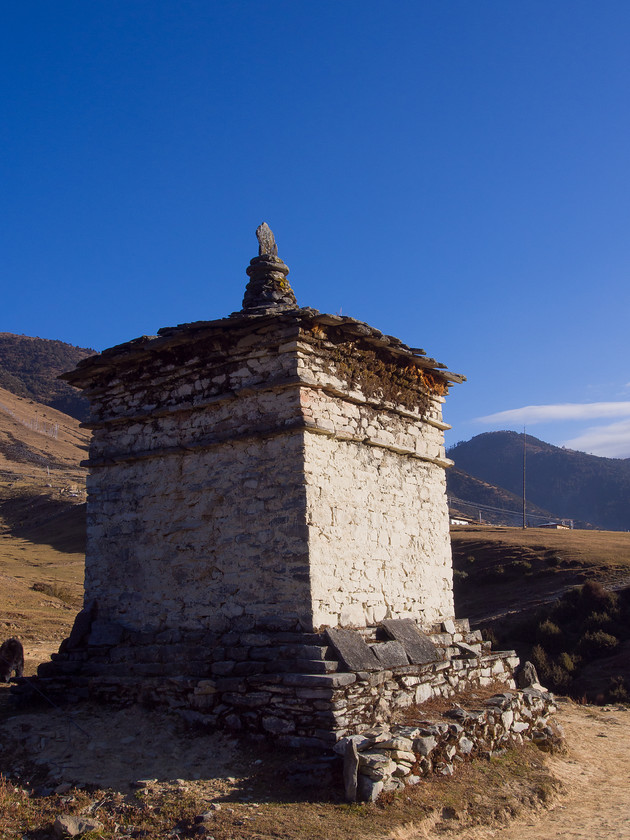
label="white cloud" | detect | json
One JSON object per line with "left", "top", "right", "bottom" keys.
{"left": 473, "top": 401, "right": 630, "bottom": 458}
{"left": 563, "top": 419, "right": 630, "bottom": 459}
{"left": 476, "top": 402, "right": 630, "bottom": 425}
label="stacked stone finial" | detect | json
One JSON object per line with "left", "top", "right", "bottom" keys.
{"left": 241, "top": 223, "right": 298, "bottom": 313}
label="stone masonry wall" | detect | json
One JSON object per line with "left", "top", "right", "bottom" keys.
{"left": 76, "top": 311, "right": 458, "bottom": 635}
{"left": 31, "top": 616, "right": 519, "bottom": 752}
{"left": 85, "top": 430, "right": 311, "bottom": 632}
{"left": 297, "top": 326, "right": 454, "bottom": 628}
{"left": 304, "top": 433, "right": 453, "bottom": 628}
{"left": 339, "top": 687, "right": 559, "bottom": 802}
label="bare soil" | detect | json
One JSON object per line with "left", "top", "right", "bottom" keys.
{"left": 0, "top": 697, "right": 628, "bottom": 839}
{"left": 438, "top": 701, "right": 630, "bottom": 840}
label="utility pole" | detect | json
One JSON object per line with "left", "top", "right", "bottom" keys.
{"left": 522, "top": 426, "right": 527, "bottom": 529}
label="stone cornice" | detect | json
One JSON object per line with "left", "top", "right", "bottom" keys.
{"left": 83, "top": 416, "right": 453, "bottom": 470}
{"left": 61, "top": 309, "right": 464, "bottom": 390}
{"left": 82, "top": 376, "right": 450, "bottom": 433}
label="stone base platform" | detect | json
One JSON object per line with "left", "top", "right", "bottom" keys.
{"left": 14, "top": 608, "right": 519, "bottom": 751}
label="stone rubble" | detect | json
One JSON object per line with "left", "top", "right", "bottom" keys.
{"left": 335, "top": 686, "right": 559, "bottom": 801}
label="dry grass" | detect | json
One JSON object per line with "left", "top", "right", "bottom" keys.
{"left": 395, "top": 681, "right": 515, "bottom": 723}
{"left": 451, "top": 525, "right": 630, "bottom": 626}
{"left": 0, "top": 529, "right": 84, "bottom": 673}
{"left": 0, "top": 739, "right": 560, "bottom": 840}
{"left": 452, "top": 525, "right": 630, "bottom": 572}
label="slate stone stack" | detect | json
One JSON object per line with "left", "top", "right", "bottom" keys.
{"left": 241, "top": 223, "right": 297, "bottom": 314}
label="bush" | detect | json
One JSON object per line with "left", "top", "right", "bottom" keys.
{"left": 536, "top": 619, "right": 563, "bottom": 653}
{"left": 581, "top": 580, "right": 617, "bottom": 612}
{"left": 31, "top": 581, "right": 75, "bottom": 605}
{"left": 607, "top": 675, "right": 630, "bottom": 704}
{"left": 558, "top": 651, "right": 578, "bottom": 674}
{"left": 512, "top": 559, "right": 532, "bottom": 574}
{"left": 578, "top": 630, "right": 619, "bottom": 658}
{"left": 584, "top": 611, "right": 614, "bottom": 633}
{"left": 531, "top": 644, "right": 550, "bottom": 680}
{"left": 548, "top": 663, "right": 573, "bottom": 692}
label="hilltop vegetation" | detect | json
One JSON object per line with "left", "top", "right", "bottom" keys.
{"left": 0, "top": 333, "right": 95, "bottom": 421}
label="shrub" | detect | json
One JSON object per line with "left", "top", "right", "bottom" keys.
{"left": 558, "top": 651, "right": 578, "bottom": 674}
{"left": 607, "top": 675, "right": 630, "bottom": 704}
{"left": 581, "top": 580, "right": 617, "bottom": 612}
{"left": 548, "top": 663, "right": 573, "bottom": 692}
{"left": 511, "top": 559, "right": 532, "bottom": 574}
{"left": 550, "top": 580, "right": 618, "bottom": 627}
{"left": 31, "top": 581, "right": 75, "bottom": 605}
{"left": 536, "top": 619, "right": 563, "bottom": 653}
{"left": 584, "top": 611, "right": 614, "bottom": 633}
{"left": 578, "top": 630, "right": 619, "bottom": 658}
{"left": 531, "top": 644, "right": 550, "bottom": 680}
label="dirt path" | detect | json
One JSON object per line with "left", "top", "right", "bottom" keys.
{"left": 444, "top": 701, "right": 630, "bottom": 840}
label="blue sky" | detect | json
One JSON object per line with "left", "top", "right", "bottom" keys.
{"left": 2, "top": 1, "right": 630, "bottom": 456}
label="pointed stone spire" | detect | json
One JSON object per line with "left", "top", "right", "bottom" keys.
{"left": 241, "top": 223, "right": 298, "bottom": 313}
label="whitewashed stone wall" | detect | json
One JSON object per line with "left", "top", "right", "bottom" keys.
{"left": 298, "top": 342, "right": 454, "bottom": 629}
{"left": 305, "top": 433, "right": 453, "bottom": 628}
{"left": 70, "top": 311, "right": 459, "bottom": 635}
{"left": 85, "top": 430, "right": 311, "bottom": 632}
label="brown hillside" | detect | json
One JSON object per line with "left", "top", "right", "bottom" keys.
{"left": 451, "top": 524, "right": 630, "bottom": 624}
{"left": 0, "top": 386, "right": 89, "bottom": 486}
{"left": 448, "top": 431, "right": 630, "bottom": 531}
{"left": 0, "top": 387, "right": 89, "bottom": 648}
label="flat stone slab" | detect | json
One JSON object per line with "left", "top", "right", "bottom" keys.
{"left": 370, "top": 640, "right": 409, "bottom": 668}
{"left": 326, "top": 628, "right": 381, "bottom": 671}
{"left": 380, "top": 619, "right": 441, "bottom": 665}
{"left": 282, "top": 672, "right": 357, "bottom": 688}
{"left": 455, "top": 642, "right": 480, "bottom": 658}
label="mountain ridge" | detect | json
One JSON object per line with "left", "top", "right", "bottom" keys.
{"left": 448, "top": 430, "right": 630, "bottom": 531}
{"left": 0, "top": 332, "right": 96, "bottom": 421}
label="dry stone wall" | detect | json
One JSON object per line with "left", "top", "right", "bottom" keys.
{"left": 338, "top": 687, "right": 559, "bottom": 802}
{"left": 28, "top": 615, "right": 520, "bottom": 752}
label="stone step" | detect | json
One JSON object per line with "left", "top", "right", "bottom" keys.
{"left": 241, "top": 644, "right": 333, "bottom": 663}
{"left": 270, "top": 658, "right": 339, "bottom": 674}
